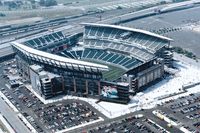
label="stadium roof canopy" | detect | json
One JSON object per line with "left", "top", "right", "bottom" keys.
{"left": 11, "top": 42, "right": 109, "bottom": 72}
{"left": 82, "top": 23, "right": 173, "bottom": 41}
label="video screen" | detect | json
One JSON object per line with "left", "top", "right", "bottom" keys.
{"left": 101, "top": 86, "right": 119, "bottom": 99}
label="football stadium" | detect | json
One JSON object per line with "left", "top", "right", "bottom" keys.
{"left": 11, "top": 23, "right": 173, "bottom": 104}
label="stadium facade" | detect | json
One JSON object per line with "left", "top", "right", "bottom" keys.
{"left": 11, "top": 23, "right": 173, "bottom": 104}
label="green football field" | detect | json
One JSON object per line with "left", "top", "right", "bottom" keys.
{"left": 82, "top": 59, "right": 126, "bottom": 81}
{"left": 102, "top": 65, "right": 126, "bottom": 81}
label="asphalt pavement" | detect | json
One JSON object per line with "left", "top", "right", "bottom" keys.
{"left": 0, "top": 98, "right": 31, "bottom": 133}
{"left": 0, "top": 63, "right": 31, "bottom": 133}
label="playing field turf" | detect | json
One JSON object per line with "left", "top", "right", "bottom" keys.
{"left": 82, "top": 59, "right": 126, "bottom": 81}
{"left": 102, "top": 65, "right": 126, "bottom": 81}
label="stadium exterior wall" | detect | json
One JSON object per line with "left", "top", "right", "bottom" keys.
{"left": 128, "top": 59, "right": 164, "bottom": 94}
{"left": 14, "top": 48, "right": 131, "bottom": 103}
{"left": 13, "top": 42, "right": 165, "bottom": 104}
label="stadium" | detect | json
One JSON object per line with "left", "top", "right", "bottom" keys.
{"left": 11, "top": 23, "right": 173, "bottom": 104}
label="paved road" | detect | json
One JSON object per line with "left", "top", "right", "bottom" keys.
{"left": 68, "top": 107, "right": 183, "bottom": 133}
{"left": 0, "top": 64, "right": 31, "bottom": 133}
{"left": 0, "top": 98, "right": 31, "bottom": 133}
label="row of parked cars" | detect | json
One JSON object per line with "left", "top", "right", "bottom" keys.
{"left": 89, "top": 115, "right": 153, "bottom": 133}
{"left": 186, "top": 112, "right": 200, "bottom": 120}
{"left": 194, "top": 122, "right": 200, "bottom": 130}
{"left": 180, "top": 103, "right": 200, "bottom": 114}
{"left": 1, "top": 87, "right": 22, "bottom": 109}
{"left": 4, "top": 84, "right": 101, "bottom": 133}
{"left": 11, "top": 86, "right": 43, "bottom": 109}
{"left": 162, "top": 93, "right": 200, "bottom": 132}
{"left": 169, "top": 94, "right": 200, "bottom": 110}
{"left": 182, "top": 125, "right": 199, "bottom": 133}
{"left": 34, "top": 102, "right": 99, "bottom": 132}
{"left": 22, "top": 112, "right": 44, "bottom": 133}
{"left": 145, "top": 118, "right": 168, "bottom": 133}
{"left": 1, "top": 60, "right": 102, "bottom": 133}
{"left": 1, "top": 86, "right": 46, "bottom": 132}
{"left": 152, "top": 27, "right": 182, "bottom": 35}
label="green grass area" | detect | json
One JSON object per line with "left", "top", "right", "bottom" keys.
{"left": 173, "top": 46, "right": 197, "bottom": 59}
{"left": 102, "top": 65, "right": 126, "bottom": 81}
{"left": 82, "top": 59, "right": 126, "bottom": 81}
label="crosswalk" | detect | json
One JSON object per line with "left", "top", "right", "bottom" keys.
{"left": 97, "top": 0, "right": 169, "bottom": 11}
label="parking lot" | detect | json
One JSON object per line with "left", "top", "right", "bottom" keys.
{"left": 36, "top": 102, "right": 100, "bottom": 132}
{"left": 88, "top": 111, "right": 182, "bottom": 133}
{"left": 0, "top": 59, "right": 186, "bottom": 133}
{"left": 156, "top": 93, "right": 200, "bottom": 132}
{"left": 0, "top": 60, "right": 105, "bottom": 133}
{"left": 87, "top": 93, "right": 200, "bottom": 133}
{"left": 1, "top": 84, "right": 46, "bottom": 132}
{"left": 1, "top": 85, "right": 104, "bottom": 133}
{"left": 1, "top": 59, "right": 200, "bottom": 133}
{"left": 123, "top": 6, "right": 200, "bottom": 58}
{"left": 0, "top": 59, "right": 183, "bottom": 133}
{"left": 89, "top": 115, "right": 154, "bottom": 133}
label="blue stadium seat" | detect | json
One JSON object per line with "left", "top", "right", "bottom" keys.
{"left": 27, "top": 40, "right": 36, "bottom": 47}
{"left": 113, "top": 55, "right": 125, "bottom": 64}
{"left": 49, "top": 34, "right": 56, "bottom": 41}
{"left": 96, "top": 27, "right": 103, "bottom": 36}
{"left": 59, "top": 48, "right": 141, "bottom": 69}
{"left": 44, "top": 36, "right": 51, "bottom": 43}
{"left": 115, "top": 30, "right": 125, "bottom": 39}
{"left": 38, "top": 37, "right": 45, "bottom": 43}
{"left": 98, "top": 52, "right": 108, "bottom": 60}
{"left": 70, "top": 51, "right": 78, "bottom": 58}
{"left": 93, "top": 50, "right": 104, "bottom": 59}
{"left": 102, "top": 28, "right": 111, "bottom": 38}
{"left": 76, "top": 51, "right": 83, "bottom": 58}
{"left": 109, "top": 29, "right": 118, "bottom": 38}
{"left": 52, "top": 33, "right": 60, "bottom": 40}
{"left": 33, "top": 39, "right": 41, "bottom": 46}
{"left": 90, "top": 27, "right": 98, "bottom": 36}
{"left": 57, "top": 32, "right": 64, "bottom": 37}
{"left": 62, "top": 51, "right": 75, "bottom": 58}
{"left": 85, "top": 27, "right": 91, "bottom": 36}
{"left": 86, "top": 49, "right": 97, "bottom": 58}
{"left": 121, "top": 58, "right": 132, "bottom": 66}
{"left": 107, "top": 54, "right": 119, "bottom": 62}
{"left": 82, "top": 49, "right": 90, "bottom": 58}
{"left": 118, "top": 57, "right": 130, "bottom": 65}
{"left": 125, "top": 60, "right": 140, "bottom": 69}
{"left": 102, "top": 53, "right": 114, "bottom": 61}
